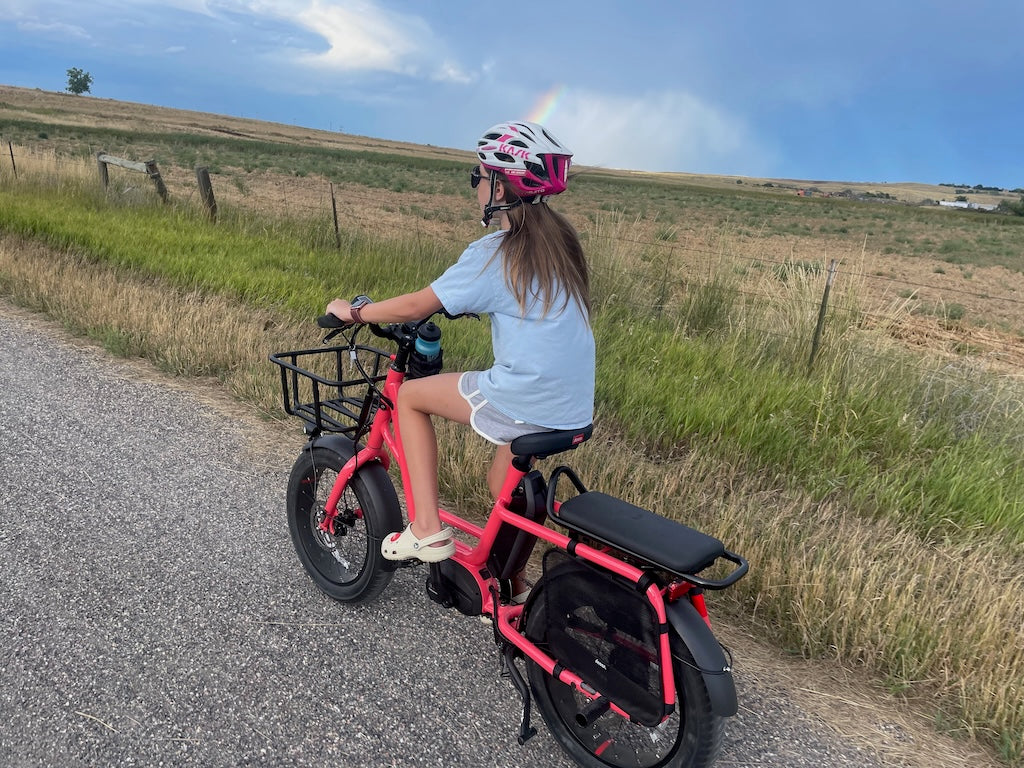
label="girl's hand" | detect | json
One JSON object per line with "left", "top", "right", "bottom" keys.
{"left": 326, "top": 298, "right": 353, "bottom": 322}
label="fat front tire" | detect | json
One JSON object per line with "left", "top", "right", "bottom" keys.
{"left": 525, "top": 595, "right": 724, "bottom": 768}
{"left": 286, "top": 447, "right": 402, "bottom": 603}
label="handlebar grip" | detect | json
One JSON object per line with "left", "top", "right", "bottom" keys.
{"left": 317, "top": 313, "right": 346, "bottom": 329}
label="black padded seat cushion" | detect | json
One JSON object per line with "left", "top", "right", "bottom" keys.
{"left": 555, "top": 491, "right": 725, "bottom": 576}
{"left": 510, "top": 424, "right": 592, "bottom": 458}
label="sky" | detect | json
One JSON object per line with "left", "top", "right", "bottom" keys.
{"left": 2, "top": 0, "right": 1023, "bottom": 189}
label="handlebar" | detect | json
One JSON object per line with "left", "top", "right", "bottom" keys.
{"left": 317, "top": 295, "right": 478, "bottom": 346}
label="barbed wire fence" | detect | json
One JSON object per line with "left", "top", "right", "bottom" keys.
{"left": 3, "top": 142, "right": 1022, "bottom": 379}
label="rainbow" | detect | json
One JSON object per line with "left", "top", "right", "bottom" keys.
{"left": 526, "top": 85, "right": 566, "bottom": 124}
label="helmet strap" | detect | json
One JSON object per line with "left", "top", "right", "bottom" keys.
{"left": 480, "top": 172, "right": 523, "bottom": 226}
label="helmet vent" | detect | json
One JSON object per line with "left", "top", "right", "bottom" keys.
{"left": 515, "top": 124, "right": 537, "bottom": 141}
{"left": 524, "top": 161, "right": 546, "bottom": 180}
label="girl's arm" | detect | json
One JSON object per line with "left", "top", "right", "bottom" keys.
{"left": 326, "top": 286, "right": 443, "bottom": 325}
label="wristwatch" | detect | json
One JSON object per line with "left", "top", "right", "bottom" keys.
{"left": 349, "top": 299, "right": 368, "bottom": 324}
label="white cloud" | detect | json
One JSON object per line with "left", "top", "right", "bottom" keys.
{"left": 10, "top": 0, "right": 475, "bottom": 85}
{"left": 247, "top": 0, "right": 474, "bottom": 83}
{"left": 16, "top": 20, "right": 90, "bottom": 40}
{"left": 549, "top": 89, "right": 772, "bottom": 175}
{"left": 297, "top": 0, "right": 421, "bottom": 72}
{"left": 431, "top": 60, "right": 473, "bottom": 85}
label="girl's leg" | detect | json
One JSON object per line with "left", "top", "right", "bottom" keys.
{"left": 396, "top": 372, "right": 471, "bottom": 540}
{"left": 487, "top": 443, "right": 514, "bottom": 500}
{"left": 400, "top": 380, "right": 531, "bottom": 591}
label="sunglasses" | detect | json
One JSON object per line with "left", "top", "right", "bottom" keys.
{"left": 470, "top": 167, "right": 491, "bottom": 189}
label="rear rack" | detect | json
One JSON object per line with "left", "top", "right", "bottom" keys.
{"left": 268, "top": 344, "right": 393, "bottom": 435}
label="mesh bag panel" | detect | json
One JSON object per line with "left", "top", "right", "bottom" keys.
{"left": 529, "top": 549, "right": 665, "bottom": 725}
{"left": 407, "top": 350, "right": 443, "bottom": 379}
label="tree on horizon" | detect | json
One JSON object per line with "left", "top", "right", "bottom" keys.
{"left": 66, "top": 68, "right": 93, "bottom": 95}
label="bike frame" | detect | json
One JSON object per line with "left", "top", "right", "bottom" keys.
{"left": 316, "top": 358, "right": 712, "bottom": 722}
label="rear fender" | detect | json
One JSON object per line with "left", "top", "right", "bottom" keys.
{"left": 665, "top": 599, "right": 738, "bottom": 717}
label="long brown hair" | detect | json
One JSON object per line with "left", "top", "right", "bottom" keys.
{"left": 494, "top": 176, "right": 591, "bottom": 319}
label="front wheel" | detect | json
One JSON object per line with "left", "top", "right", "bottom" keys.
{"left": 286, "top": 446, "right": 402, "bottom": 603}
{"left": 525, "top": 596, "right": 724, "bottom": 768}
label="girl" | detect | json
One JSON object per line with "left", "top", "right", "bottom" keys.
{"left": 325, "top": 121, "right": 594, "bottom": 564}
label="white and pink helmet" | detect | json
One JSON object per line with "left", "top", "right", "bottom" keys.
{"left": 476, "top": 121, "right": 573, "bottom": 199}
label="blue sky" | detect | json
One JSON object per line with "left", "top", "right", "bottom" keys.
{"left": 3, "top": 1, "right": 1023, "bottom": 189}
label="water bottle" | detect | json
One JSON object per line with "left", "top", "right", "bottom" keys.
{"left": 415, "top": 322, "right": 441, "bottom": 359}
{"left": 409, "top": 322, "right": 442, "bottom": 379}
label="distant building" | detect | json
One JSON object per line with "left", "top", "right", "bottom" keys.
{"left": 938, "top": 200, "right": 998, "bottom": 211}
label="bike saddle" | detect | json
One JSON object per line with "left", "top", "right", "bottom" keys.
{"left": 510, "top": 425, "right": 593, "bottom": 459}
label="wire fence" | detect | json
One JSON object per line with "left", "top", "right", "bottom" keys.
{"left": 3, "top": 142, "right": 1022, "bottom": 378}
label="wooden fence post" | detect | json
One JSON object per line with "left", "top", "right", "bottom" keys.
{"left": 808, "top": 259, "right": 839, "bottom": 371}
{"left": 96, "top": 151, "right": 109, "bottom": 190}
{"left": 195, "top": 166, "right": 217, "bottom": 222}
{"left": 8, "top": 142, "right": 17, "bottom": 180}
{"left": 145, "top": 160, "right": 169, "bottom": 203}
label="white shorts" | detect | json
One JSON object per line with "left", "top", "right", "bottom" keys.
{"left": 458, "top": 371, "right": 552, "bottom": 445}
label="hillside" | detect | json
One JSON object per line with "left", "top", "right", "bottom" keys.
{"left": 2, "top": 83, "right": 1018, "bottom": 206}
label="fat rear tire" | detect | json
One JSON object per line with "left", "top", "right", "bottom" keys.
{"left": 525, "top": 593, "right": 724, "bottom": 768}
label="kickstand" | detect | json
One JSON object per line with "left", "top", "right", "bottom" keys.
{"left": 501, "top": 644, "right": 537, "bottom": 745}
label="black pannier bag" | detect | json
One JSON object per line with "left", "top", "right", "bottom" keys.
{"left": 527, "top": 549, "right": 667, "bottom": 726}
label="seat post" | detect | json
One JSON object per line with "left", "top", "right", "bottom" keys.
{"left": 511, "top": 454, "right": 533, "bottom": 472}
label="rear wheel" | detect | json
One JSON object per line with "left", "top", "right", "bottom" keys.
{"left": 286, "top": 447, "right": 402, "bottom": 603}
{"left": 525, "top": 596, "right": 724, "bottom": 768}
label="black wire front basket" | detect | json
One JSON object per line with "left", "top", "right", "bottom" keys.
{"left": 269, "top": 344, "right": 393, "bottom": 435}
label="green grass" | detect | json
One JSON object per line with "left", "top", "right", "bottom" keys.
{"left": 594, "top": 304, "right": 1023, "bottom": 544}
{"left": 0, "top": 182, "right": 448, "bottom": 312}
{"left": 572, "top": 174, "right": 1024, "bottom": 272}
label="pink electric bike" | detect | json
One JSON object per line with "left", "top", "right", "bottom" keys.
{"left": 269, "top": 303, "right": 748, "bottom": 768}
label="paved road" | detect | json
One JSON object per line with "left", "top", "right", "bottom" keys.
{"left": 0, "top": 303, "right": 892, "bottom": 767}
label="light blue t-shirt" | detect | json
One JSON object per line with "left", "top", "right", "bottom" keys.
{"left": 431, "top": 230, "right": 595, "bottom": 430}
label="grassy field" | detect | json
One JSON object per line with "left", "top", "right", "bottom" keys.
{"left": 1, "top": 87, "right": 1023, "bottom": 765}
